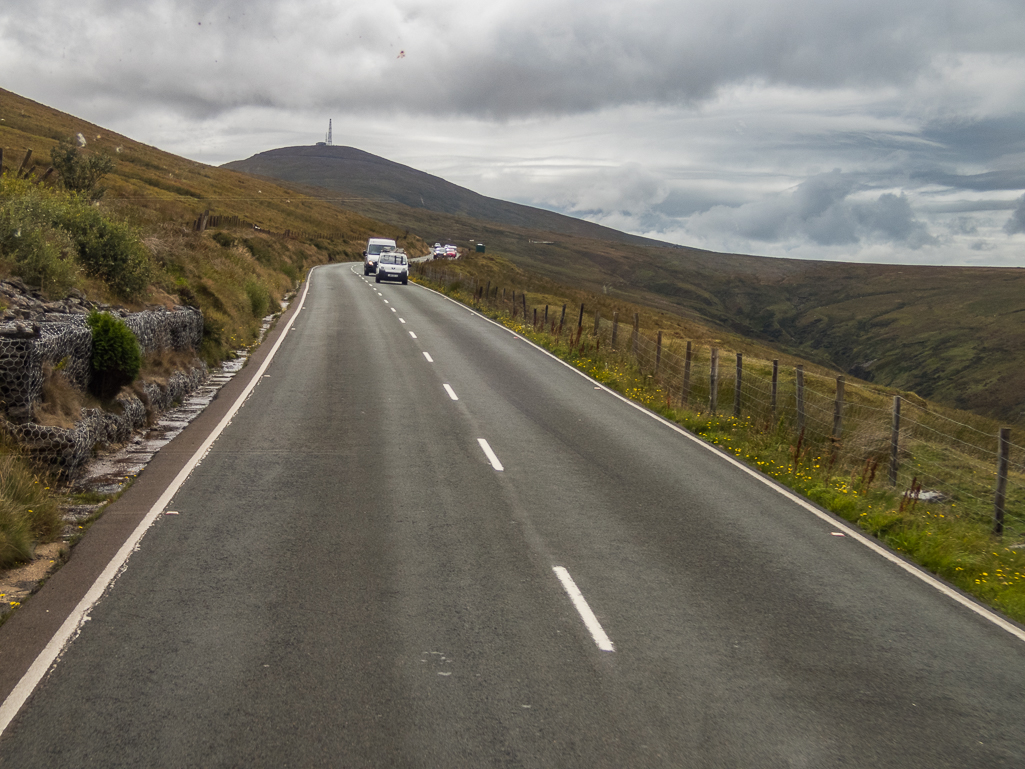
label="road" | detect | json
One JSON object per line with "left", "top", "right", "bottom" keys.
{"left": 2, "top": 262, "right": 1025, "bottom": 767}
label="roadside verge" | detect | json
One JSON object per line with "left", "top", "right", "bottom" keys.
{"left": 0, "top": 268, "right": 316, "bottom": 732}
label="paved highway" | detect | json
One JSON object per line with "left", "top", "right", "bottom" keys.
{"left": 2, "top": 262, "right": 1025, "bottom": 767}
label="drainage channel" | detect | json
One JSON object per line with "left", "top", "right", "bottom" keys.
{"left": 59, "top": 307, "right": 285, "bottom": 536}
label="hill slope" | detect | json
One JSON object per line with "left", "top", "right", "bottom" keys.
{"left": 223, "top": 145, "right": 666, "bottom": 247}
{"left": 223, "top": 145, "right": 1025, "bottom": 425}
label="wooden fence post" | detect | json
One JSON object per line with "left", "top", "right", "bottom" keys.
{"left": 832, "top": 376, "right": 845, "bottom": 456}
{"left": 710, "top": 348, "right": 719, "bottom": 414}
{"left": 593, "top": 310, "right": 600, "bottom": 337}
{"left": 655, "top": 331, "right": 663, "bottom": 376}
{"left": 577, "top": 303, "right": 585, "bottom": 335}
{"left": 17, "top": 149, "right": 32, "bottom": 177}
{"left": 611, "top": 311, "right": 619, "bottom": 348}
{"left": 522, "top": 292, "right": 527, "bottom": 320}
{"left": 889, "top": 396, "right": 901, "bottom": 486}
{"left": 559, "top": 304, "right": 567, "bottom": 335}
{"left": 544, "top": 305, "right": 549, "bottom": 325}
{"left": 682, "top": 341, "right": 692, "bottom": 406}
{"left": 771, "top": 359, "right": 779, "bottom": 423}
{"left": 994, "top": 427, "right": 1011, "bottom": 536}
{"left": 734, "top": 352, "right": 743, "bottom": 418}
{"left": 533, "top": 307, "right": 537, "bottom": 329}
{"left": 795, "top": 365, "right": 805, "bottom": 435}
{"left": 632, "top": 313, "right": 640, "bottom": 357}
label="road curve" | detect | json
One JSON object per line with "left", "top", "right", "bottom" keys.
{"left": 2, "top": 262, "right": 1025, "bottom": 767}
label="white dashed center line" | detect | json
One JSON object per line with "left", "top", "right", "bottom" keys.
{"left": 409, "top": 331, "right": 417, "bottom": 338}
{"left": 552, "top": 567, "right": 614, "bottom": 652}
{"left": 443, "top": 384, "right": 459, "bottom": 401}
{"left": 399, "top": 318, "right": 406, "bottom": 323}
{"left": 391, "top": 308, "right": 397, "bottom": 313}
{"left": 477, "top": 438, "right": 504, "bottom": 471}
{"left": 423, "top": 352, "right": 434, "bottom": 363}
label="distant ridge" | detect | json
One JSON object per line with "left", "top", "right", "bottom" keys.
{"left": 222, "top": 143, "right": 1025, "bottom": 425}
{"left": 222, "top": 145, "right": 665, "bottom": 248}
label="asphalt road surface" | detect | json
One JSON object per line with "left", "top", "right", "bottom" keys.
{"left": 2, "top": 263, "right": 1025, "bottom": 767}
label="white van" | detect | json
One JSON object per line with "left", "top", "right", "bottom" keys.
{"left": 363, "top": 237, "right": 397, "bottom": 275}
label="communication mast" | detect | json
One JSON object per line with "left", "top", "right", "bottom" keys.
{"left": 326, "top": 119, "right": 333, "bottom": 146}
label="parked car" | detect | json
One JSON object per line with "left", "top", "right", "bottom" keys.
{"left": 375, "top": 249, "right": 409, "bottom": 284}
{"left": 364, "top": 237, "right": 397, "bottom": 275}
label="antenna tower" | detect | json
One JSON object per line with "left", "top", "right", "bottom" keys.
{"left": 327, "top": 119, "right": 333, "bottom": 146}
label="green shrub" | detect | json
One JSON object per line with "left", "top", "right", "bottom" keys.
{"left": 244, "top": 278, "right": 271, "bottom": 318}
{"left": 49, "top": 137, "right": 115, "bottom": 199}
{"left": 86, "top": 311, "right": 142, "bottom": 399}
{"left": 281, "top": 263, "right": 300, "bottom": 285}
{"left": 0, "top": 176, "right": 151, "bottom": 300}
{"left": 62, "top": 206, "right": 151, "bottom": 299}
{"left": 243, "top": 237, "right": 275, "bottom": 264}
{"left": 0, "top": 178, "right": 78, "bottom": 296}
{"left": 211, "top": 231, "right": 236, "bottom": 248}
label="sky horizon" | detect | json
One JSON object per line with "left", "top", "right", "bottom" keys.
{"left": 4, "top": 0, "right": 1025, "bottom": 267}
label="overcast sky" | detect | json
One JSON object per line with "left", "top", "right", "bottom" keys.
{"left": 4, "top": 0, "right": 1025, "bottom": 266}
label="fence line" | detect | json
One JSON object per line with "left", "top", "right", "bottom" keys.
{"left": 415, "top": 264, "right": 1024, "bottom": 534}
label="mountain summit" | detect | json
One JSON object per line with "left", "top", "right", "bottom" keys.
{"left": 222, "top": 145, "right": 661, "bottom": 247}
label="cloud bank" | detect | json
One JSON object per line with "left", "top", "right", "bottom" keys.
{"left": 4, "top": 0, "right": 1025, "bottom": 264}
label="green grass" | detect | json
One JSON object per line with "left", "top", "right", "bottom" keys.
{"left": 0, "top": 440, "right": 63, "bottom": 570}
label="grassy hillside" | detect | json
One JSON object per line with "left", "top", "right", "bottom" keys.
{"left": 0, "top": 87, "right": 425, "bottom": 361}
{"left": 223, "top": 148, "right": 1025, "bottom": 426}
{"left": 223, "top": 145, "right": 665, "bottom": 247}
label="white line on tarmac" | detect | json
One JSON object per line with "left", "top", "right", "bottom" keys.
{"left": 399, "top": 318, "right": 406, "bottom": 324}
{"left": 409, "top": 331, "right": 417, "bottom": 338}
{"left": 443, "top": 384, "right": 459, "bottom": 401}
{"left": 477, "top": 438, "right": 504, "bottom": 471}
{"left": 423, "top": 352, "right": 434, "bottom": 363}
{"left": 413, "top": 281, "right": 1025, "bottom": 646}
{"left": 0, "top": 268, "right": 320, "bottom": 739}
{"left": 553, "top": 567, "right": 614, "bottom": 652}
{"left": 391, "top": 308, "right": 397, "bottom": 313}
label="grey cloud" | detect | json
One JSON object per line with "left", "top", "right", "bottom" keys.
{"left": 919, "top": 115, "right": 1025, "bottom": 166}
{"left": 919, "top": 200, "right": 1019, "bottom": 214}
{"left": 687, "top": 170, "right": 936, "bottom": 248}
{"left": 6, "top": 0, "right": 1025, "bottom": 121}
{"left": 1003, "top": 195, "right": 1025, "bottom": 235}
{"left": 911, "top": 169, "right": 1025, "bottom": 192}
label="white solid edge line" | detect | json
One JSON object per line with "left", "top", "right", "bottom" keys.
{"left": 412, "top": 282, "right": 1025, "bottom": 645}
{"left": 423, "top": 352, "right": 434, "bottom": 363}
{"left": 0, "top": 268, "right": 320, "bottom": 738}
{"left": 477, "top": 438, "right": 504, "bottom": 471}
{"left": 443, "top": 383, "right": 459, "bottom": 401}
{"left": 553, "top": 567, "right": 614, "bottom": 652}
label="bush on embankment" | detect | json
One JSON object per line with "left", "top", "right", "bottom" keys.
{"left": 0, "top": 176, "right": 151, "bottom": 300}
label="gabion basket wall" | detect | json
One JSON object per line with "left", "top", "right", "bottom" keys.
{"left": 0, "top": 307, "right": 205, "bottom": 480}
